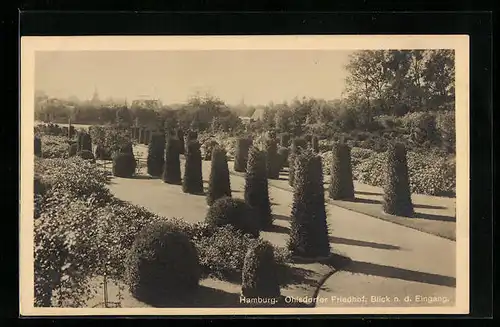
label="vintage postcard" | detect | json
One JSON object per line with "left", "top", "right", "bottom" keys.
{"left": 20, "top": 35, "right": 469, "bottom": 316}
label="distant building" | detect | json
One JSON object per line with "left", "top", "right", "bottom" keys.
{"left": 131, "top": 98, "right": 163, "bottom": 111}
{"left": 239, "top": 116, "right": 254, "bottom": 124}
{"left": 250, "top": 108, "right": 266, "bottom": 121}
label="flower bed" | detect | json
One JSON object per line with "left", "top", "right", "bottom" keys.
{"left": 321, "top": 147, "right": 455, "bottom": 196}
{"left": 34, "top": 156, "right": 292, "bottom": 307}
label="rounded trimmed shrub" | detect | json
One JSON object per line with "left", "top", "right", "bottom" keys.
{"left": 383, "top": 142, "right": 414, "bottom": 217}
{"left": 328, "top": 143, "right": 355, "bottom": 200}
{"left": 288, "top": 151, "right": 331, "bottom": 258}
{"left": 205, "top": 196, "right": 259, "bottom": 238}
{"left": 112, "top": 152, "right": 137, "bottom": 177}
{"left": 241, "top": 239, "right": 281, "bottom": 300}
{"left": 277, "top": 146, "right": 289, "bottom": 169}
{"left": 124, "top": 221, "right": 201, "bottom": 304}
{"left": 206, "top": 146, "right": 232, "bottom": 206}
{"left": 176, "top": 129, "right": 185, "bottom": 154}
{"left": 68, "top": 143, "right": 78, "bottom": 157}
{"left": 234, "top": 137, "right": 253, "bottom": 172}
{"left": 162, "top": 137, "right": 182, "bottom": 184}
{"left": 77, "top": 150, "right": 95, "bottom": 163}
{"left": 182, "top": 140, "right": 204, "bottom": 194}
{"left": 34, "top": 136, "right": 42, "bottom": 157}
{"left": 279, "top": 133, "right": 290, "bottom": 147}
{"left": 265, "top": 138, "right": 281, "bottom": 179}
{"left": 147, "top": 133, "right": 165, "bottom": 177}
{"left": 288, "top": 138, "right": 307, "bottom": 187}
{"left": 244, "top": 147, "right": 273, "bottom": 229}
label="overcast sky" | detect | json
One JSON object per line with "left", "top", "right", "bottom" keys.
{"left": 35, "top": 50, "right": 352, "bottom": 106}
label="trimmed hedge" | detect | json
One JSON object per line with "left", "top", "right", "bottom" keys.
{"left": 182, "top": 140, "right": 204, "bottom": 195}
{"left": 241, "top": 239, "right": 281, "bottom": 299}
{"left": 244, "top": 147, "right": 273, "bottom": 229}
{"left": 206, "top": 146, "right": 232, "bottom": 206}
{"left": 124, "top": 221, "right": 201, "bottom": 304}
{"left": 147, "top": 133, "right": 165, "bottom": 177}
{"left": 34, "top": 136, "right": 42, "bottom": 157}
{"left": 328, "top": 143, "right": 355, "bottom": 200}
{"left": 112, "top": 152, "right": 137, "bottom": 178}
{"left": 288, "top": 151, "right": 331, "bottom": 258}
{"left": 288, "top": 138, "right": 307, "bottom": 187}
{"left": 205, "top": 196, "right": 259, "bottom": 238}
{"left": 162, "top": 137, "right": 182, "bottom": 184}
{"left": 265, "top": 138, "right": 281, "bottom": 179}
{"left": 234, "top": 137, "right": 253, "bottom": 172}
{"left": 119, "top": 142, "right": 134, "bottom": 155}
{"left": 383, "top": 143, "right": 414, "bottom": 217}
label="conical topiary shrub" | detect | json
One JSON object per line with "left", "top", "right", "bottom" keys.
{"left": 206, "top": 146, "right": 232, "bottom": 206}
{"left": 277, "top": 146, "right": 289, "bottom": 169}
{"left": 34, "top": 136, "right": 42, "bottom": 157}
{"left": 241, "top": 239, "right": 281, "bottom": 301}
{"left": 234, "top": 137, "right": 253, "bottom": 172}
{"left": 77, "top": 132, "right": 92, "bottom": 152}
{"left": 279, "top": 133, "right": 290, "bottom": 147}
{"left": 311, "top": 135, "right": 319, "bottom": 153}
{"left": 143, "top": 129, "right": 151, "bottom": 145}
{"left": 244, "top": 147, "right": 273, "bottom": 229}
{"left": 288, "top": 138, "right": 307, "bottom": 187}
{"left": 125, "top": 221, "right": 201, "bottom": 305}
{"left": 176, "top": 129, "right": 185, "bottom": 154}
{"left": 266, "top": 138, "right": 281, "bottom": 179}
{"left": 162, "top": 137, "right": 182, "bottom": 184}
{"left": 147, "top": 133, "right": 165, "bottom": 177}
{"left": 68, "top": 143, "right": 78, "bottom": 157}
{"left": 138, "top": 128, "right": 145, "bottom": 144}
{"left": 328, "top": 143, "right": 355, "bottom": 200}
{"left": 383, "top": 142, "right": 414, "bottom": 217}
{"left": 205, "top": 196, "right": 259, "bottom": 238}
{"left": 184, "top": 130, "right": 198, "bottom": 154}
{"left": 288, "top": 151, "right": 331, "bottom": 258}
{"left": 182, "top": 140, "right": 204, "bottom": 195}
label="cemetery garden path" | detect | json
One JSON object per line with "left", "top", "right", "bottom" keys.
{"left": 103, "top": 145, "right": 456, "bottom": 308}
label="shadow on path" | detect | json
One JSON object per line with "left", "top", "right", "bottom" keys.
{"left": 133, "top": 175, "right": 156, "bottom": 180}
{"left": 412, "top": 212, "right": 455, "bottom": 222}
{"left": 355, "top": 190, "right": 382, "bottom": 196}
{"left": 329, "top": 236, "right": 401, "bottom": 250}
{"left": 343, "top": 261, "right": 456, "bottom": 287}
{"left": 272, "top": 214, "right": 291, "bottom": 221}
{"left": 264, "top": 224, "right": 290, "bottom": 235}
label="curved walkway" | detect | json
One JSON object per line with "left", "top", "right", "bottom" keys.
{"left": 107, "top": 146, "right": 456, "bottom": 309}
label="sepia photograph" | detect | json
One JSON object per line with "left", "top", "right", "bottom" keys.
{"left": 20, "top": 35, "right": 469, "bottom": 316}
